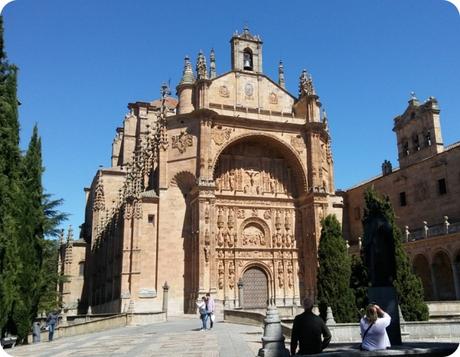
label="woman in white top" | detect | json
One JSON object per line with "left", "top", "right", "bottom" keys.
{"left": 360, "top": 304, "right": 391, "bottom": 351}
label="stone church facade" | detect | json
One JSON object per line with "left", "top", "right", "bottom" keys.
{"left": 79, "top": 28, "right": 342, "bottom": 315}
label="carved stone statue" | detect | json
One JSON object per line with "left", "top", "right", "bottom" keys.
{"left": 363, "top": 213, "right": 396, "bottom": 287}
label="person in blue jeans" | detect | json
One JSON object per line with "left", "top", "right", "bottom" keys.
{"left": 196, "top": 296, "right": 208, "bottom": 331}
{"left": 46, "top": 311, "right": 59, "bottom": 341}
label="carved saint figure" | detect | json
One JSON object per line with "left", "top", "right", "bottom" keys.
{"left": 218, "top": 261, "right": 224, "bottom": 289}
{"left": 228, "top": 262, "right": 235, "bottom": 289}
{"left": 278, "top": 261, "right": 284, "bottom": 287}
{"left": 229, "top": 170, "right": 236, "bottom": 191}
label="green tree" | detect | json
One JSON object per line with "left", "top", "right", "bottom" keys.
{"left": 13, "top": 125, "right": 46, "bottom": 341}
{"left": 0, "top": 15, "right": 68, "bottom": 341}
{"left": 39, "top": 195, "right": 68, "bottom": 313}
{"left": 0, "top": 14, "right": 22, "bottom": 338}
{"left": 317, "top": 214, "right": 357, "bottom": 322}
{"left": 362, "top": 188, "right": 428, "bottom": 321}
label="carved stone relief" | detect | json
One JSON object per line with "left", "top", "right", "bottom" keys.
{"left": 269, "top": 92, "right": 278, "bottom": 104}
{"left": 278, "top": 261, "right": 284, "bottom": 287}
{"left": 204, "top": 228, "right": 211, "bottom": 263}
{"left": 242, "top": 223, "right": 266, "bottom": 247}
{"left": 218, "top": 261, "right": 224, "bottom": 289}
{"left": 171, "top": 131, "right": 193, "bottom": 154}
{"left": 219, "top": 85, "right": 230, "bottom": 98}
{"left": 212, "top": 126, "right": 232, "bottom": 146}
{"left": 228, "top": 261, "right": 235, "bottom": 289}
{"left": 244, "top": 82, "right": 254, "bottom": 99}
{"left": 287, "top": 261, "right": 293, "bottom": 288}
{"left": 214, "top": 149, "right": 296, "bottom": 198}
{"left": 290, "top": 135, "right": 304, "bottom": 154}
{"left": 263, "top": 209, "right": 272, "bottom": 220}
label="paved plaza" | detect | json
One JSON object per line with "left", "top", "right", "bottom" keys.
{"left": 8, "top": 316, "right": 265, "bottom": 357}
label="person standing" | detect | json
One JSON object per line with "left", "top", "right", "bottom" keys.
{"left": 290, "top": 298, "right": 331, "bottom": 355}
{"left": 360, "top": 304, "right": 391, "bottom": 351}
{"left": 206, "top": 293, "right": 215, "bottom": 329}
{"left": 46, "top": 311, "right": 59, "bottom": 342}
{"left": 196, "top": 296, "right": 208, "bottom": 331}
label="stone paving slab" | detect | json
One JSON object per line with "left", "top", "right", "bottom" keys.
{"left": 6, "top": 316, "right": 263, "bottom": 357}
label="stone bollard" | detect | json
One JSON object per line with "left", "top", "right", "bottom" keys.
{"left": 257, "top": 305, "right": 290, "bottom": 357}
{"left": 86, "top": 305, "right": 92, "bottom": 322}
{"left": 326, "top": 306, "right": 336, "bottom": 325}
{"left": 127, "top": 300, "right": 135, "bottom": 314}
{"left": 61, "top": 308, "right": 68, "bottom": 326}
{"left": 162, "top": 281, "right": 169, "bottom": 319}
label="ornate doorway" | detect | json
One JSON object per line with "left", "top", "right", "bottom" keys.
{"left": 242, "top": 267, "right": 268, "bottom": 308}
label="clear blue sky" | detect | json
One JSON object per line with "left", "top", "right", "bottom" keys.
{"left": 3, "top": 0, "right": 460, "bottom": 233}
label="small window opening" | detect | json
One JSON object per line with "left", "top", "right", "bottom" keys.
{"left": 148, "top": 214, "right": 155, "bottom": 224}
{"left": 243, "top": 48, "right": 253, "bottom": 71}
{"left": 403, "top": 142, "right": 409, "bottom": 156}
{"left": 400, "top": 192, "right": 407, "bottom": 207}
{"left": 438, "top": 178, "right": 447, "bottom": 195}
{"left": 354, "top": 207, "right": 361, "bottom": 220}
{"left": 79, "top": 261, "right": 85, "bottom": 276}
{"left": 413, "top": 134, "right": 420, "bottom": 151}
{"left": 425, "top": 131, "right": 432, "bottom": 147}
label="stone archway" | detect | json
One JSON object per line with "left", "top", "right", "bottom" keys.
{"left": 412, "top": 254, "right": 433, "bottom": 300}
{"left": 170, "top": 171, "right": 197, "bottom": 313}
{"left": 241, "top": 266, "right": 269, "bottom": 308}
{"left": 212, "top": 135, "right": 304, "bottom": 308}
{"left": 432, "top": 250, "right": 456, "bottom": 300}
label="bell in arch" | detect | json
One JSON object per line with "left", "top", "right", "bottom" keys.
{"left": 243, "top": 50, "right": 253, "bottom": 70}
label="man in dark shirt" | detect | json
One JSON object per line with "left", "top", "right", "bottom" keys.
{"left": 290, "top": 298, "right": 332, "bottom": 355}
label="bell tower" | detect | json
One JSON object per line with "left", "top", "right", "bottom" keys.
{"left": 393, "top": 93, "right": 444, "bottom": 169}
{"left": 230, "top": 26, "right": 263, "bottom": 73}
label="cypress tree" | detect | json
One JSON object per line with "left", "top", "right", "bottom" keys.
{"left": 39, "top": 195, "right": 68, "bottom": 313}
{"left": 362, "top": 188, "right": 428, "bottom": 321}
{"left": 317, "top": 214, "right": 357, "bottom": 322}
{"left": 0, "top": 15, "right": 22, "bottom": 338}
{"left": 0, "top": 16, "right": 68, "bottom": 341}
{"left": 13, "top": 125, "right": 45, "bottom": 341}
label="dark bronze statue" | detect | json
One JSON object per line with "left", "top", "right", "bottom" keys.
{"left": 363, "top": 214, "right": 396, "bottom": 287}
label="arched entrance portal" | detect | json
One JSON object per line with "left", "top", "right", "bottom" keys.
{"left": 211, "top": 135, "right": 307, "bottom": 308}
{"left": 242, "top": 267, "right": 268, "bottom": 308}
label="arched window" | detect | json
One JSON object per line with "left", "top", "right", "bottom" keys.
{"left": 402, "top": 141, "right": 409, "bottom": 156}
{"left": 412, "top": 133, "right": 420, "bottom": 151}
{"left": 424, "top": 130, "right": 432, "bottom": 147}
{"left": 243, "top": 48, "right": 253, "bottom": 71}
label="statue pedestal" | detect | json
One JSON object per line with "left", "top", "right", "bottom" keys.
{"left": 368, "top": 286, "right": 402, "bottom": 345}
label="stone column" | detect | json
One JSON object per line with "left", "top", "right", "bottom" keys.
{"left": 452, "top": 261, "right": 460, "bottom": 300}
{"left": 237, "top": 278, "right": 244, "bottom": 308}
{"left": 430, "top": 263, "right": 439, "bottom": 300}
{"left": 120, "top": 206, "right": 133, "bottom": 308}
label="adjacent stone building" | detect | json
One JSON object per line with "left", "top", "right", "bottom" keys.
{"left": 78, "top": 28, "right": 342, "bottom": 315}
{"left": 343, "top": 94, "right": 460, "bottom": 301}
{"left": 58, "top": 226, "right": 87, "bottom": 314}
